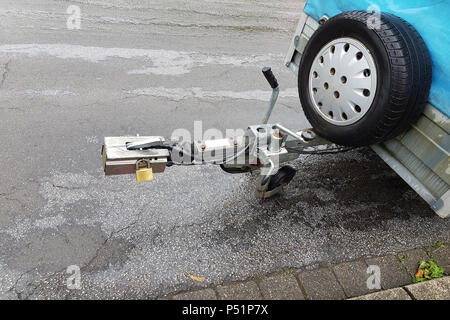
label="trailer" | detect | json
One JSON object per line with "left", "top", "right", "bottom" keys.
{"left": 284, "top": 0, "right": 449, "bottom": 217}
{"left": 102, "top": 0, "right": 450, "bottom": 218}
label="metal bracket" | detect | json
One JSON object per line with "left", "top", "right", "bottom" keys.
{"left": 126, "top": 136, "right": 165, "bottom": 150}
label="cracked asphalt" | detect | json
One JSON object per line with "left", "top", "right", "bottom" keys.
{"left": 0, "top": 0, "right": 449, "bottom": 299}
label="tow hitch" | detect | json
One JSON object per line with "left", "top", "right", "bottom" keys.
{"left": 102, "top": 68, "right": 349, "bottom": 198}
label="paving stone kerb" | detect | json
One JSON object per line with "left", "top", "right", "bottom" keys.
{"left": 352, "top": 277, "right": 450, "bottom": 300}
{"left": 404, "top": 277, "right": 450, "bottom": 300}
{"left": 172, "top": 288, "right": 217, "bottom": 300}
{"left": 350, "top": 287, "right": 412, "bottom": 300}
{"left": 258, "top": 274, "right": 304, "bottom": 300}
{"left": 332, "top": 260, "right": 376, "bottom": 298}
{"left": 216, "top": 281, "right": 262, "bottom": 300}
{"left": 297, "top": 267, "right": 346, "bottom": 300}
{"left": 163, "top": 244, "right": 449, "bottom": 300}
{"left": 397, "top": 248, "right": 430, "bottom": 278}
{"left": 365, "top": 255, "right": 411, "bottom": 289}
{"left": 426, "top": 245, "right": 450, "bottom": 274}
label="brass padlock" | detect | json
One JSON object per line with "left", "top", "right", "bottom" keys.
{"left": 135, "top": 159, "right": 153, "bottom": 183}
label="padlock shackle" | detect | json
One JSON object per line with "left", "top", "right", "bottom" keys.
{"left": 136, "top": 158, "right": 152, "bottom": 170}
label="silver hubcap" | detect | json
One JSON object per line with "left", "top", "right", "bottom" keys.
{"left": 308, "top": 37, "right": 377, "bottom": 126}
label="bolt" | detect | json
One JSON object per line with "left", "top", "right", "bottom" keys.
{"left": 301, "top": 130, "right": 316, "bottom": 141}
{"left": 273, "top": 129, "right": 283, "bottom": 138}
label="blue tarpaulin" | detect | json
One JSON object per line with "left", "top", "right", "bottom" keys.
{"left": 304, "top": 0, "right": 450, "bottom": 118}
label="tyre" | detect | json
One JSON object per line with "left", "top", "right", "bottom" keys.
{"left": 298, "top": 11, "right": 432, "bottom": 146}
{"left": 267, "top": 165, "right": 296, "bottom": 191}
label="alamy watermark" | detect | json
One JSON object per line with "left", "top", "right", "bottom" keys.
{"left": 366, "top": 265, "right": 381, "bottom": 290}
{"left": 366, "top": 5, "right": 381, "bottom": 30}
{"left": 168, "top": 121, "right": 284, "bottom": 175}
{"left": 66, "top": 5, "right": 81, "bottom": 30}
{"left": 66, "top": 265, "right": 81, "bottom": 290}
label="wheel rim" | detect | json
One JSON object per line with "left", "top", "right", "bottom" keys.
{"left": 308, "top": 37, "right": 378, "bottom": 126}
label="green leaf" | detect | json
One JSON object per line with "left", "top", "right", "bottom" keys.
{"left": 419, "top": 261, "right": 428, "bottom": 269}
{"left": 414, "top": 260, "right": 445, "bottom": 283}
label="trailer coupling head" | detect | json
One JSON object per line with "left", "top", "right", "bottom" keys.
{"left": 101, "top": 67, "right": 348, "bottom": 197}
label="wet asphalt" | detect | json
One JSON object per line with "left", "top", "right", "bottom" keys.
{"left": 0, "top": 0, "right": 449, "bottom": 299}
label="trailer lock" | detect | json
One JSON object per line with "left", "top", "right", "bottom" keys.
{"left": 102, "top": 67, "right": 352, "bottom": 198}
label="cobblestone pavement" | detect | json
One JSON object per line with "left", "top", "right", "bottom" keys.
{"left": 161, "top": 243, "right": 450, "bottom": 300}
